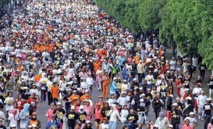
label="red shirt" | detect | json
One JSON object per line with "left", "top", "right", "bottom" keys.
{"left": 15, "top": 99, "right": 26, "bottom": 111}
{"left": 28, "top": 98, "right": 37, "bottom": 106}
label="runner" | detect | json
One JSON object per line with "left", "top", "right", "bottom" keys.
{"left": 0, "top": 0, "right": 211, "bottom": 129}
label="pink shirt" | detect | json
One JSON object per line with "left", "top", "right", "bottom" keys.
{"left": 21, "top": 53, "right": 27, "bottom": 62}
{"left": 208, "top": 123, "right": 213, "bottom": 129}
{"left": 84, "top": 105, "right": 93, "bottom": 120}
{"left": 46, "top": 109, "right": 54, "bottom": 122}
{"left": 181, "top": 124, "right": 193, "bottom": 129}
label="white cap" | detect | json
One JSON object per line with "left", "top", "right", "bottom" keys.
{"left": 71, "top": 106, "right": 75, "bottom": 109}
{"left": 121, "top": 91, "right": 126, "bottom": 94}
{"left": 86, "top": 120, "right": 91, "bottom": 124}
{"left": 67, "top": 82, "right": 72, "bottom": 84}
{"left": 85, "top": 90, "right": 89, "bottom": 92}
{"left": 133, "top": 78, "right": 137, "bottom": 81}
{"left": 189, "top": 112, "right": 195, "bottom": 115}
{"left": 185, "top": 88, "right": 190, "bottom": 91}
{"left": 140, "top": 99, "right": 144, "bottom": 102}
{"left": 172, "top": 103, "right": 178, "bottom": 106}
{"left": 56, "top": 102, "right": 61, "bottom": 105}
{"left": 168, "top": 125, "right": 173, "bottom": 128}
{"left": 207, "top": 98, "right": 212, "bottom": 101}
{"left": 10, "top": 124, "right": 16, "bottom": 127}
{"left": 184, "top": 117, "right": 190, "bottom": 121}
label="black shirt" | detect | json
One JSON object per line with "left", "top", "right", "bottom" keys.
{"left": 66, "top": 111, "right": 78, "bottom": 126}
{"left": 199, "top": 64, "right": 206, "bottom": 71}
{"left": 0, "top": 125, "right": 6, "bottom": 129}
{"left": 101, "top": 107, "right": 111, "bottom": 118}
{"left": 127, "top": 113, "right": 139, "bottom": 123}
{"left": 53, "top": 108, "right": 66, "bottom": 121}
{"left": 177, "top": 102, "right": 185, "bottom": 110}
{"left": 83, "top": 126, "right": 92, "bottom": 129}
{"left": 171, "top": 108, "right": 181, "bottom": 124}
{"left": 78, "top": 111, "right": 87, "bottom": 123}
{"left": 203, "top": 104, "right": 212, "bottom": 115}
{"left": 208, "top": 79, "right": 213, "bottom": 89}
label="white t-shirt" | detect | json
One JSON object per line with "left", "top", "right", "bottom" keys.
{"left": 192, "top": 87, "right": 202, "bottom": 96}
{"left": 4, "top": 97, "right": 14, "bottom": 111}
{"left": 117, "top": 97, "right": 128, "bottom": 106}
{"left": 120, "top": 109, "right": 129, "bottom": 122}
{"left": 108, "top": 98, "right": 116, "bottom": 105}
{"left": 0, "top": 111, "right": 5, "bottom": 124}
{"left": 182, "top": 63, "right": 188, "bottom": 73}
{"left": 145, "top": 75, "right": 154, "bottom": 84}
{"left": 29, "top": 89, "right": 39, "bottom": 95}
{"left": 169, "top": 60, "right": 176, "bottom": 70}
{"left": 81, "top": 81, "right": 89, "bottom": 89}
{"left": 100, "top": 123, "right": 109, "bottom": 129}
{"left": 8, "top": 112, "right": 19, "bottom": 127}
{"left": 192, "top": 57, "right": 198, "bottom": 67}
{"left": 189, "top": 117, "right": 197, "bottom": 127}
{"left": 197, "top": 95, "right": 207, "bottom": 107}
{"left": 86, "top": 77, "right": 94, "bottom": 86}
{"left": 137, "top": 64, "right": 144, "bottom": 73}
{"left": 108, "top": 110, "right": 121, "bottom": 122}
{"left": 67, "top": 68, "right": 75, "bottom": 78}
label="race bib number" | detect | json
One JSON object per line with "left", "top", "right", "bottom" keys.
{"left": 57, "top": 112, "right": 63, "bottom": 118}
{"left": 79, "top": 115, "right": 85, "bottom": 120}
{"left": 68, "top": 114, "right": 75, "bottom": 119}
{"left": 31, "top": 102, "right": 35, "bottom": 106}
{"left": 41, "top": 87, "right": 46, "bottom": 90}
{"left": 18, "top": 101, "right": 21, "bottom": 106}
{"left": 105, "top": 110, "right": 109, "bottom": 116}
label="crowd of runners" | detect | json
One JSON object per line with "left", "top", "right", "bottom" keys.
{"left": 0, "top": 0, "right": 213, "bottom": 129}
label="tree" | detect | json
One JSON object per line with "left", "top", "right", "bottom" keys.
{"left": 138, "top": 0, "right": 167, "bottom": 32}
{"left": 198, "top": 0, "right": 213, "bottom": 69}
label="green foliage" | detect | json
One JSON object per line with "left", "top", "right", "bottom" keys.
{"left": 138, "top": 0, "right": 167, "bottom": 32}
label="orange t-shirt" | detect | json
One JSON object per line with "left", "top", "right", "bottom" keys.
{"left": 80, "top": 94, "right": 92, "bottom": 102}
{"left": 34, "top": 75, "right": 42, "bottom": 82}
{"left": 69, "top": 95, "right": 80, "bottom": 105}
{"left": 17, "top": 66, "right": 24, "bottom": 72}
{"left": 102, "top": 75, "right": 110, "bottom": 86}
{"left": 134, "top": 56, "right": 140, "bottom": 65}
{"left": 51, "top": 86, "right": 59, "bottom": 99}
{"left": 94, "top": 62, "right": 100, "bottom": 72}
